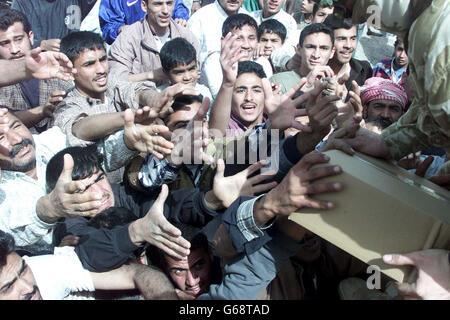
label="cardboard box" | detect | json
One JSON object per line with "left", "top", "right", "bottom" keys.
{"left": 288, "top": 150, "right": 450, "bottom": 283}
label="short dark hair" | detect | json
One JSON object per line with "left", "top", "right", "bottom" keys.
{"left": 299, "top": 23, "right": 334, "bottom": 47}
{"left": 0, "top": 230, "right": 15, "bottom": 271}
{"left": 160, "top": 37, "right": 197, "bottom": 72}
{"left": 222, "top": 13, "right": 258, "bottom": 37}
{"left": 87, "top": 207, "right": 137, "bottom": 230}
{"left": 164, "top": 94, "right": 203, "bottom": 124}
{"left": 323, "top": 15, "right": 355, "bottom": 31}
{"left": 394, "top": 37, "right": 404, "bottom": 48}
{"left": 313, "top": 1, "right": 334, "bottom": 16}
{"left": 60, "top": 31, "right": 106, "bottom": 63}
{"left": 237, "top": 60, "right": 266, "bottom": 79}
{"left": 257, "top": 19, "right": 287, "bottom": 43}
{"left": 171, "top": 94, "right": 203, "bottom": 113}
{"left": 146, "top": 223, "right": 209, "bottom": 269}
{"left": 0, "top": 8, "right": 31, "bottom": 33}
{"left": 46, "top": 145, "right": 104, "bottom": 194}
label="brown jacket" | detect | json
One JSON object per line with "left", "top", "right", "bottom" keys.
{"left": 108, "top": 18, "right": 200, "bottom": 87}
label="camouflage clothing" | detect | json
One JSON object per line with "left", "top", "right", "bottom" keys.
{"left": 353, "top": 0, "right": 450, "bottom": 162}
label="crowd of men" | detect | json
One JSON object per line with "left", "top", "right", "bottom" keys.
{"left": 0, "top": 0, "right": 449, "bottom": 301}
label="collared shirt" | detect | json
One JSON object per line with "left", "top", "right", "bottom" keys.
{"left": 188, "top": 0, "right": 250, "bottom": 64}
{"left": 0, "top": 79, "right": 74, "bottom": 134}
{"left": 373, "top": 57, "right": 406, "bottom": 85}
{"left": 227, "top": 113, "right": 268, "bottom": 138}
{"left": 0, "top": 126, "right": 137, "bottom": 253}
{"left": 53, "top": 74, "right": 155, "bottom": 147}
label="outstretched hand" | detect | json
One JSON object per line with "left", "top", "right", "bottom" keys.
{"left": 212, "top": 159, "right": 278, "bottom": 208}
{"left": 263, "top": 78, "right": 312, "bottom": 133}
{"left": 39, "top": 154, "right": 104, "bottom": 223}
{"left": 321, "top": 117, "right": 390, "bottom": 159}
{"left": 123, "top": 108, "right": 174, "bottom": 159}
{"left": 255, "top": 151, "right": 344, "bottom": 225}
{"left": 26, "top": 47, "right": 77, "bottom": 82}
{"left": 129, "top": 184, "right": 191, "bottom": 260}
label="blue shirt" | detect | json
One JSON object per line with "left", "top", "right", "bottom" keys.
{"left": 99, "top": 0, "right": 190, "bottom": 45}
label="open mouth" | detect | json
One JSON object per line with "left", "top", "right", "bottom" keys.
{"left": 241, "top": 104, "right": 256, "bottom": 114}
{"left": 94, "top": 75, "right": 107, "bottom": 86}
{"left": 186, "top": 285, "right": 201, "bottom": 296}
{"left": 227, "top": 0, "right": 240, "bottom": 7}
{"left": 10, "top": 55, "right": 25, "bottom": 60}
{"left": 269, "top": 2, "right": 278, "bottom": 10}
{"left": 16, "top": 144, "right": 30, "bottom": 158}
{"left": 160, "top": 16, "right": 170, "bottom": 23}
{"left": 340, "top": 51, "right": 353, "bottom": 58}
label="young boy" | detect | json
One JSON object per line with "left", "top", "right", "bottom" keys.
{"left": 158, "top": 37, "right": 213, "bottom": 109}
{"left": 202, "top": 13, "right": 273, "bottom": 98}
{"left": 257, "top": 19, "right": 287, "bottom": 72}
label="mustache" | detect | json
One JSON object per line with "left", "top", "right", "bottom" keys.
{"left": 9, "top": 139, "right": 33, "bottom": 158}
{"left": 9, "top": 53, "right": 25, "bottom": 60}
{"left": 23, "top": 286, "right": 39, "bottom": 300}
{"left": 366, "top": 117, "right": 393, "bottom": 130}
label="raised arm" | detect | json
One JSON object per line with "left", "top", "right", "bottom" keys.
{"left": 0, "top": 48, "right": 76, "bottom": 87}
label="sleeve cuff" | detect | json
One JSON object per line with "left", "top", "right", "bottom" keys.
{"left": 236, "top": 194, "right": 274, "bottom": 242}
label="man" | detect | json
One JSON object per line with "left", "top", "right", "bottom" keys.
{"left": 0, "top": 229, "right": 177, "bottom": 300}
{"left": 48, "top": 142, "right": 279, "bottom": 272}
{"left": 322, "top": 0, "right": 450, "bottom": 300}
{"left": 53, "top": 31, "right": 179, "bottom": 184}
{"left": 361, "top": 77, "right": 408, "bottom": 131}
{"left": 140, "top": 224, "right": 218, "bottom": 298}
{"left": 0, "top": 106, "right": 168, "bottom": 254}
{"left": 196, "top": 150, "right": 345, "bottom": 300}
{"left": 270, "top": 23, "right": 335, "bottom": 94}
{"left": 209, "top": 60, "right": 266, "bottom": 137}
{"left": 188, "top": 0, "right": 249, "bottom": 65}
{"left": 108, "top": 0, "right": 199, "bottom": 86}
{"left": 99, "top": 0, "right": 190, "bottom": 45}
{"left": 324, "top": 17, "right": 372, "bottom": 92}
{"left": 11, "top": 0, "right": 97, "bottom": 51}
{"left": 0, "top": 9, "right": 73, "bottom": 133}
{"left": 373, "top": 37, "right": 409, "bottom": 85}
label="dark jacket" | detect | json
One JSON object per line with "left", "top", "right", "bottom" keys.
{"left": 53, "top": 183, "right": 218, "bottom": 272}
{"left": 347, "top": 58, "right": 373, "bottom": 90}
